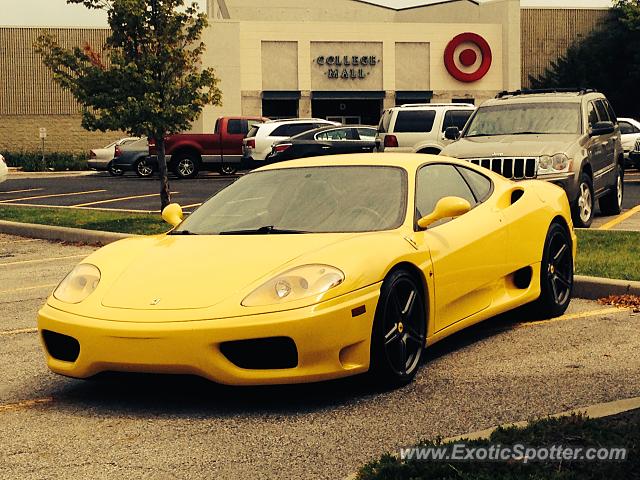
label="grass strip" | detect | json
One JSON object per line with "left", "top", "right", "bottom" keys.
{"left": 357, "top": 410, "right": 639, "bottom": 480}
{"left": 0, "top": 206, "right": 167, "bottom": 235}
{"left": 575, "top": 229, "right": 640, "bottom": 281}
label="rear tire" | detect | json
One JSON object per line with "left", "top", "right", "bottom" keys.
{"left": 598, "top": 164, "right": 623, "bottom": 216}
{"left": 172, "top": 153, "right": 200, "bottom": 179}
{"left": 369, "top": 269, "right": 426, "bottom": 389}
{"left": 530, "top": 222, "right": 573, "bottom": 319}
{"left": 134, "top": 158, "right": 154, "bottom": 178}
{"left": 571, "top": 172, "right": 594, "bottom": 228}
{"left": 219, "top": 164, "right": 237, "bottom": 175}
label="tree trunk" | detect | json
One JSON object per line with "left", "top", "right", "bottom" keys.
{"left": 157, "top": 136, "right": 171, "bottom": 210}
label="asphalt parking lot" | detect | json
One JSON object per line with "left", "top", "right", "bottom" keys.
{"left": 1, "top": 235, "right": 639, "bottom": 479}
{"left": 2, "top": 169, "right": 640, "bottom": 229}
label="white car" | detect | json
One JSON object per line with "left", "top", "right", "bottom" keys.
{"left": 0, "top": 154, "right": 7, "bottom": 184}
{"left": 242, "top": 118, "right": 340, "bottom": 162}
{"left": 87, "top": 137, "right": 140, "bottom": 176}
{"left": 618, "top": 117, "right": 640, "bottom": 168}
{"left": 376, "top": 103, "right": 476, "bottom": 154}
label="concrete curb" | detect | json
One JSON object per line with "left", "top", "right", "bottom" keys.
{"left": 343, "top": 396, "right": 640, "bottom": 479}
{"left": 0, "top": 220, "right": 134, "bottom": 245}
{"left": 574, "top": 275, "right": 640, "bottom": 300}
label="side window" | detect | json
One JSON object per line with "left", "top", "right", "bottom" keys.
{"left": 415, "top": 164, "right": 477, "bottom": 220}
{"left": 619, "top": 121, "right": 634, "bottom": 135}
{"left": 357, "top": 128, "right": 377, "bottom": 141}
{"left": 316, "top": 128, "right": 350, "bottom": 141}
{"left": 270, "top": 124, "right": 291, "bottom": 136}
{"left": 594, "top": 100, "right": 610, "bottom": 122}
{"left": 227, "top": 119, "right": 243, "bottom": 135}
{"left": 587, "top": 102, "right": 599, "bottom": 128}
{"left": 604, "top": 100, "right": 618, "bottom": 123}
{"left": 214, "top": 118, "right": 220, "bottom": 133}
{"left": 393, "top": 110, "right": 436, "bottom": 133}
{"left": 456, "top": 166, "right": 492, "bottom": 202}
{"left": 287, "top": 123, "right": 315, "bottom": 136}
{"left": 442, "top": 110, "right": 474, "bottom": 132}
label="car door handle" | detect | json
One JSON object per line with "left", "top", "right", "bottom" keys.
{"left": 322, "top": 146, "right": 331, "bottom": 150}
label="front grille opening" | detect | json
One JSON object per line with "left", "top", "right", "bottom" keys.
{"left": 220, "top": 337, "right": 298, "bottom": 370}
{"left": 42, "top": 330, "right": 80, "bottom": 362}
{"left": 469, "top": 158, "right": 537, "bottom": 180}
{"left": 513, "top": 266, "right": 533, "bottom": 289}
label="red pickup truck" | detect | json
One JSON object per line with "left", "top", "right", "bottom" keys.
{"left": 149, "top": 116, "right": 267, "bottom": 178}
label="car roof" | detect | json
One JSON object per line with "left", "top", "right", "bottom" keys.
{"left": 482, "top": 92, "right": 603, "bottom": 107}
{"left": 286, "top": 125, "right": 376, "bottom": 140}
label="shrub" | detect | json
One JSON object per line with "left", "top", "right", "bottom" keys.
{"left": 1, "top": 151, "right": 89, "bottom": 172}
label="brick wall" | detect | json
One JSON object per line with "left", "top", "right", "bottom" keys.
{"left": 521, "top": 8, "right": 610, "bottom": 88}
{"left": 0, "top": 115, "right": 124, "bottom": 154}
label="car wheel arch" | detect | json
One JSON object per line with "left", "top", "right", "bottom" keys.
{"left": 384, "top": 262, "right": 431, "bottom": 331}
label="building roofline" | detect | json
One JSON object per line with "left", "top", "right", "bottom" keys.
{"left": 351, "top": 0, "right": 479, "bottom": 11}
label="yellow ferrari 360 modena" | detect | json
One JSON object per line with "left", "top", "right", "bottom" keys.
{"left": 38, "top": 154, "right": 576, "bottom": 387}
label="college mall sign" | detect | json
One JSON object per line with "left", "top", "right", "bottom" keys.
{"left": 314, "top": 55, "right": 380, "bottom": 80}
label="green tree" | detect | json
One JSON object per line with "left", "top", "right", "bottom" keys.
{"left": 529, "top": 0, "right": 640, "bottom": 118}
{"left": 35, "top": 0, "right": 221, "bottom": 209}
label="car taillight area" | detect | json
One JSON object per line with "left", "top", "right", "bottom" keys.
{"left": 384, "top": 135, "right": 399, "bottom": 148}
{"left": 89, "top": 150, "right": 96, "bottom": 158}
{"left": 247, "top": 139, "right": 256, "bottom": 149}
{"left": 114, "top": 146, "right": 122, "bottom": 157}
{"left": 273, "top": 143, "right": 292, "bottom": 153}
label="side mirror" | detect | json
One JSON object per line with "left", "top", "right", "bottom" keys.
{"left": 589, "top": 121, "right": 614, "bottom": 137}
{"left": 417, "top": 196, "right": 471, "bottom": 229}
{"left": 444, "top": 126, "right": 461, "bottom": 141}
{"left": 162, "top": 203, "right": 184, "bottom": 227}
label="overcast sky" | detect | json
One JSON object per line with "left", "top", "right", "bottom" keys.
{"left": 0, "top": 0, "right": 613, "bottom": 27}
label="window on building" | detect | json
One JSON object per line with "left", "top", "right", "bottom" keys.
{"left": 394, "top": 110, "right": 436, "bottom": 133}
{"left": 452, "top": 98, "right": 475, "bottom": 105}
{"left": 262, "top": 99, "right": 299, "bottom": 120}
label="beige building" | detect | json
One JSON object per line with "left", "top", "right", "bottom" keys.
{"left": 0, "top": 2, "right": 609, "bottom": 153}
{"left": 196, "top": 0, "right": 521, "bottom": 130}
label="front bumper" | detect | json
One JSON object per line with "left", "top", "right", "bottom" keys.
{"left": 37, "top": 284, "right": 380, "bottom": 385}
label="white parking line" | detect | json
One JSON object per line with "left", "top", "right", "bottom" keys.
{"left": 0, "top": 283, "right": 57, "bottom": 294}
{"left": 73, "top": 191, "right": 179, "bottom": 207}
{"left": 0, "top": 254, "right": 87, "bottom": 267}
{"left": 0, "top": 190, "right": 107, "bottom": 203}
{"left": 0, "top": 188, "right": 44, "bottom": 195}
{"left": 0, "top": 203, "right": 159, "bottom": 214}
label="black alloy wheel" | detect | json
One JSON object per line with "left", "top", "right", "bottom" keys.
{"left": 107, "top": 161, "right": 124, "bottom": 177}
{"left": 135, "top": 158, "right": 154, "bottom": 178}
{"left": 219, "top": 164, "right": 237, "bottom": 175}
{"left": 532, "top": 222, "right": 573, "bottom": 318}
{"left": 172, "top": 154, "right": 200, "bottom": 179}
{"left": 370, "top": 269, "right": 426, "bottom": 388}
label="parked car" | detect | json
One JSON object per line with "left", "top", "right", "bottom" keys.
{"left": 375, "top": 103, "right": 476, "bottom": 154}
{"left": 242, "top": 118, "right": 340, "bottom": 164}
{"left": 148, "top": 116, "right": 268, "bottom": 179}
{"left": 618, "top": 117, "right": 640, "bottom": 168}
{"left": 0, "top": 154, "right": 7, "bottom": 184}
{"left": 441, "top": 89, "right": 623, "bottom": 228}
{"left": 87, "top": 137, "right": 140, "bottom": 176}
{"left": 38, "top": 153, "right": 575, "bottom": 388}
{"left": 268, "top": 125, "right": 377, "bottom": 163}
{"left": 110, "top": 138, "right": 153, "bottom": 178}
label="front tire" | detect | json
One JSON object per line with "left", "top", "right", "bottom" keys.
{"left": 219, "top": 164, "right": 237, "bottom": 175}
{"left": 531, "top": 222, "right": 573, "bottom": 319}
{"left": 599, "top": 164, "right": 623, "bottom": 216}
{"left": 369, "top": 269, "right": 426, "bottom": 388}
{"left": 107, "top": 161, "right": 124, "bottom": 177}
{"left": 134, "top": 158, "right": 154, "bottom": 178}
{"left": 572, "top": 172, "right": 594, "bottom": 228}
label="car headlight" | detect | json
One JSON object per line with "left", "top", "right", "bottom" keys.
{"left": 53, "top": 264, "right": 101, "bottom": 304}
{"left": 242, "top": 264, "right": 344, "bottom": 307}
{"left": 538, "top": 154, "right": 571, "bottom": 174}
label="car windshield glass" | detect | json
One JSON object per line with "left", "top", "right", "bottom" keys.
{"left": 174, "top": 166, "right": 408, "bottom": 234}
{"left": 465, "top": 102, "right": 581, "bottom": 136}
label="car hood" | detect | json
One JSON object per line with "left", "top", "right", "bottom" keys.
{"left": 48, "top": 231, "right": 414, "bottom": 322}
{"left": 442, "top": 134, "right": 579, "bottom": 159}
{"left": 98, "top": 234, "right": 357, "bottom": 311}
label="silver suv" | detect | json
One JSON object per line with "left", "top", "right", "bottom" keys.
{"left": 375, "top": 103, "right": 475, "bottom": 155}
{"left": 441, "top": 89, "right": 623, "bottom": 228}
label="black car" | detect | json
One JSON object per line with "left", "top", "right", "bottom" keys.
{"left": 267, "top": 125, "right": 377, "bottom": 163}
{"left": 111, "top": 138, "right": 154, "bottom": 177}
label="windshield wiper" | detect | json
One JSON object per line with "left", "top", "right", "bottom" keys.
{"left": 169, "top": 230, "right": 199, "bottom": 235}
{"left": 219, "top": 226, "right": 309, "bottom": 235}
{"left": 510, "top": 131, "right": 546, "bottom": 135}
{"left": 465, "top": 133, "right": 496, "bottom": 137}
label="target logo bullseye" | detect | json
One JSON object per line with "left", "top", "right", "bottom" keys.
{"left": 444, "top": 32, "right": 492, "bottom": 83}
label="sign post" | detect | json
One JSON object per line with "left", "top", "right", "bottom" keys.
{"left": 39, "top": 127, "right": 47, "bottom": 169}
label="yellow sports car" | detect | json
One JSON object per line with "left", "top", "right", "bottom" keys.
{"left": 38, "top": 154, "right": 576, "bottom": 387}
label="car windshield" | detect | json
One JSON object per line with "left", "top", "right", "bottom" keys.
{"left": 465, "top": 102, "right": 582, "bottom": 136}
{"left": 173, "top": 166, "right": 408, "bottom": 234}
